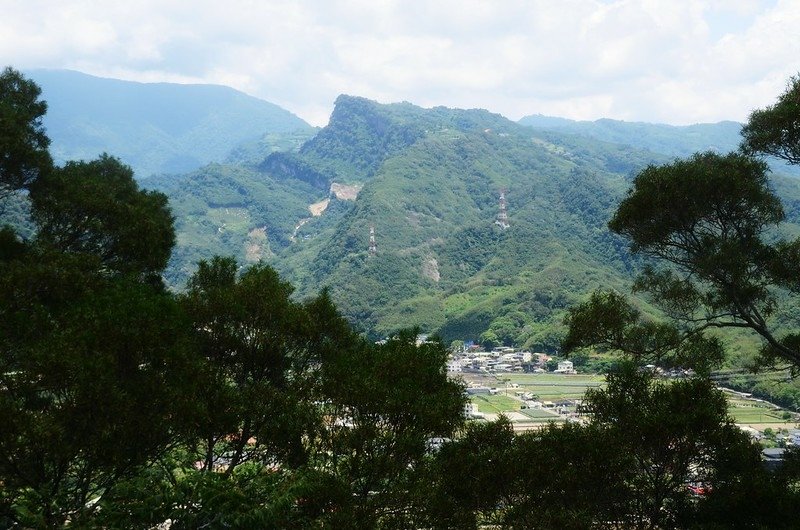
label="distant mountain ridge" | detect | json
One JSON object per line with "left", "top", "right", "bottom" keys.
{"left": 27, "top": 69, "right": 314, "bottom": 178}
{"left": 518, "top": 113, "right": 800, "bottom": 176}
{"left": 518, "top": 113, "right": 743, "bottom": 157}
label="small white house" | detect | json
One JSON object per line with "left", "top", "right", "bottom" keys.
{"left": 464, "top": 402, "right": 485, "bottom": 419}
{"left": 555, "top": 360, "right": 575, "bottom": 374}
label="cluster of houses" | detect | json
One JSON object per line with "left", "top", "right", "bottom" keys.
{"left": 447, "top": 345, "right": 576, "bottom": 374}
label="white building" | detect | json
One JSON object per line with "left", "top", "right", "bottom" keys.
{"left": 446, "top": 359, "right": 462, "bottom": 373}
{"left": 464, "top": 402, "right": 485, "bottom": 419}
{"left": 555, "top": 360, "right": 575, "bottom": 374}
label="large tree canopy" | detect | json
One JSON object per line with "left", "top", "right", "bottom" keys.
{"left": 565, "top": 74, "right": 800, "bottom": 371}
{"left": 604, "top": 151, "right": 800, "bottom": 367}
{"left": 0, "top": 67, "right": 51, "bottom": 199}
{"left": 29, "top": 154, "right": 175, "bottom": 279}
{"left": 741, "top": 75, "right": 800, "bottom": 165}
{"left": 564, "top": 151, "right": 799, "bottom": 370}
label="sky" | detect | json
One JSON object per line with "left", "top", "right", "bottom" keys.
{"left": 1, "top": 0, "right": 799, "bottom": 127}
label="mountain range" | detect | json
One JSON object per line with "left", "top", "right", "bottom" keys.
{"left": 19, "top": 71, "right": 800, "bottom": 352}
{"left": 27, "top": 69, "right": 315, "bottom": 177}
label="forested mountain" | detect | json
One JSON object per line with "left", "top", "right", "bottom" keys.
{"left": 26, "top": 74, "right": 798, "bottom": 350}
{"left": 519, "top": 113, "right": 800, "bottom": 176}
{"left": 152, "top": 95, "right": 800, "bottom": 350}
{"left": 27, "top": 69, "right": 315, "bottom": 178}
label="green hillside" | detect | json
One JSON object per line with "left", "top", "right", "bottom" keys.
{"left": 281, "top": 102, "right": 671, "bottom": 347}
{"left": 153, "top": 97, "right": 662, "bottom": 348}
{"left": 27, "top": 69, "right": 315, "bottom": 178}
{"left": 142, "top": 95, "right": 800, "bottom": 351}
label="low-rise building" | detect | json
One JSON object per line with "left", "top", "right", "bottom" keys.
{"left": 555, "top": 360, "right": 575, "bottom": 374}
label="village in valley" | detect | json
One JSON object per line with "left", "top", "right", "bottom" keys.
{"left": 444, "top": 340, "right": 800, "bottom": 462}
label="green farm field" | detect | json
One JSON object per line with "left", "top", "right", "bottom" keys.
{"left": 471, "top": 394, "right": 520, "bottom": 414}
{"left": 498, "top": 374, "right": 604, "bottom": 400}
{"left": 464, "top": 373, "right": 798, "bottom": 431}
{"left": 726, "top": 396, "right": 791, "bottom": 424}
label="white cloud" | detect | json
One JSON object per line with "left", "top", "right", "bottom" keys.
{"left": 0, "top": 0, "right": 797, "bottom": 126}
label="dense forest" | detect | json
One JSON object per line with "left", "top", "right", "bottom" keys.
{"left": 3, "top": 67, "right": 800, "bottom": 528}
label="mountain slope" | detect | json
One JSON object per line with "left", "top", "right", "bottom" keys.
{"left": 256, "top": 98, "right": 667, "bottom": 347}
{"left": 28, "top": 69, "right": 314, "bottom": 178}
{"left": 152, "top": 96, "right": 800, "bottom": 350}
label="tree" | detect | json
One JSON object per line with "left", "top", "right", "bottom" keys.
{"left": 0, "top": 67, "right": 52, "bottom": 201}
{"left": 556, "top": 75, "right": 800, "bottom": 527}
{"left": 0, "top": 71, "right": 190, "bottom": 524}
{"left": 594, "top": 73, "right": 800, "bottom": 370}
{"left": 582, "top": 364, "right": 746, "bottom": 529}
{"left": 449, "top": 339, "right": 465, "bottom": 353}
{"left": 741, "top": 74, "right": 800, "bottom": 165}
{"left": 0, "top": 249, "right": 193, "bottom": 527}
{"left": 480, "top": 330, "right": 500, "bottom": 350}
{"left": 559, "top": 74, "right": 800, "bottom": 403}
{"left": 314, "top": 330, "right": 466, "bottom": 528}
{"left": 562, "top": 289, "right": 725, "bottom": 372}
{"left": 179, "top": 257, "right": 331, "bottom": 475}
{"left": 29, "top": 154, "right": 175, "bottom": 281}
{"left": 419, "top": 418, "right": 517, "bottom": 529}
{"left": 599, "top": 150, "right": 800, "bottom": 368}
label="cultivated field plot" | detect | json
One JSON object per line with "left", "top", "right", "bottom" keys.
{"left": 464, "top": 373, "right": 798, "bottom": 433}
{"left": 727, "top": 396, "right": 789, "bottom": 424}
{"left": 502, "top": 374, "right": 604, "bottom": 400}
{"left": 467, "top": 374, "right": 605, "bottom": 425}
{"left": 471, "top": 394, "right": 520, "bottom": 414}
{"left": 208, "top": 207, "right": 250, "bottom": 232}
{"left": 468, "top": 374, "right": 796, "bottom": 430}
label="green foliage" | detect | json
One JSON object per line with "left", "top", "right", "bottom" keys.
{"left": 563, "top": 74, "right": 800, "bottom": 405}
{"left": 0, "top": 66, "right": 51, "bottom": 199}
{"left": 0, "top": 72, "right": 198, "bottom": 525}
{"left": 30, "top": 154, "right": 175, "bottom": 280}
{"left": 562, "top": 289, "right": 725, "bottom": 372}
{"left": 741, "top": 74, "right": 800, "bottom": 166}
{"left": 278, "top": 99, "right": 648, "bottom": 345}
{"left": 147, "top": 163, "right": 323, "bottom": 288}
{"left": 180, "top": 257, "right": 347, "bottom": 474}
{"left": 610, "top": 152, "right": 781, "bottom": 259}
{"left": 608, "top": 150, "right": 800, "bottom": 368}
{"left": 132, "top": 92, "right": 679, "bottom": 346}
{"left": 225, "top": 128, "right": 318, "bottom": 167}
{"left": 313, "top": 331, "right": 466, "bottom": 527}
{"left": 1, "top": 274, "right": 192, "bottom": 526}
{"left": 584, "top": 365, "right": 767, "bottom": 529}
{"left": 107, "top": 90, "right": 800, "bottom": 353}
{"left": 420, "top": 418, "right": 517, "bottom": 528}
